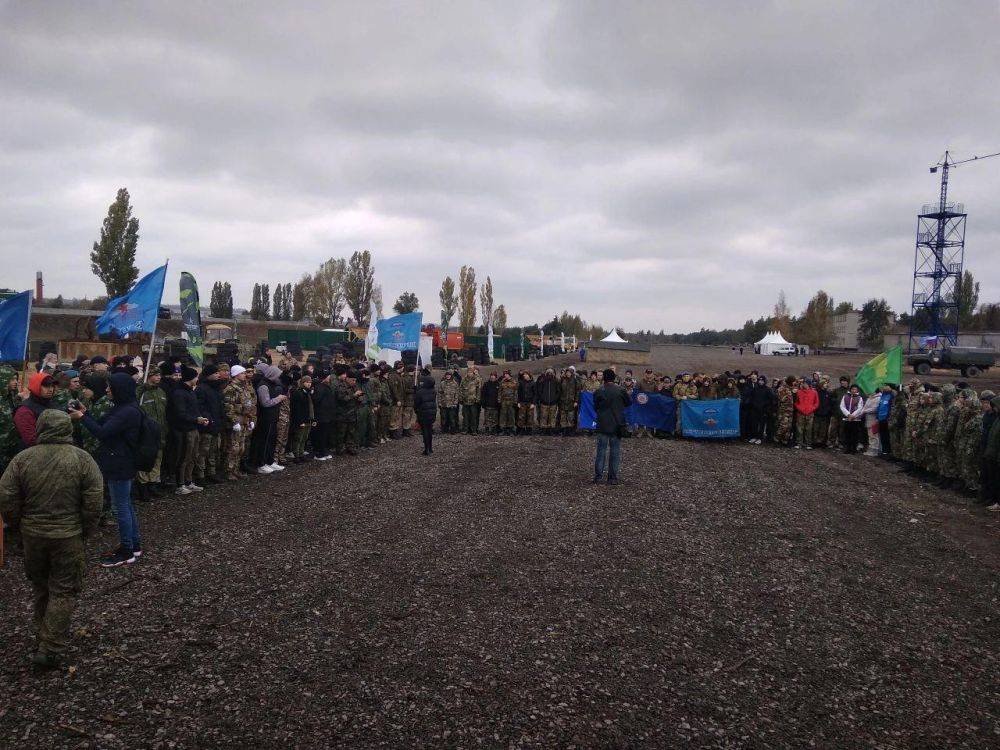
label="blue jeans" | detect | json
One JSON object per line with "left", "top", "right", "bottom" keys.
{"left": 107, "top": 479, "right": 140, "bottom": 552}
{"left": 594, "top": 434, "right": 622, "bottom": 480}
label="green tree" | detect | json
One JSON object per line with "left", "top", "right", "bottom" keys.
{"left": 292, "top": 275, "right": 311, "bottom": 321}
{"left": 953, "top": 270, "right": 980, "bottom": 329}
{"left": 250, "top": 284, "right": 262, "bottom": 320}
{"left": 858, "top": 298, "right": 893, "bottom": 350}
{"left": 310, "top": 258, "right": 347, "bottom": 327}
{"left": 90, "top": 187, "right": 140, "bottom": 298}
{"left": 260, "top": 283, "right": 271, "bottom": 320}
{"left": 458, "top": 265, "right": 477, "bottom": 335}
{"left": 492, "top": 304, "right": 507, "bottom": 334}
{"left": 344, "top": 250, "right": 376, "bottom": 324}
{"left": 771, "top": 290, "right": 791, "bottom": 337}
{"left": 833, "top": 301, "right": 854, "bottom": 315}
{"left": 799, "top": 290, "right": 835, "bottom": 348}
{"left": 439, "top": 276, "right": 458, "bottom": 332}
{"left": 393, "top": 291, "right": 419, "bottom": 315}
{"left": 221, "top": 282, "right": 233, "bottom": 317}
{"left": 479, "top": 276, "right": 494, "bottom": 332}
{"left": 272, "top": 284, "right": 284, "bottom": 321}
{"left": 51, "top": 294, "right": 64, "bottom": 309}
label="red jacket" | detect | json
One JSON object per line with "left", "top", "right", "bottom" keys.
{"left": 794, "top": 386, "right": 819, "bottom": 416}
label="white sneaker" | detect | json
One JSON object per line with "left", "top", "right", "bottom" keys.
{"left": 187, "top": 483, "right": 204, "bottom": 492}
{"left": 317, "top": 455, "right": 331, "bottom": 461}
{"left": 175, "top": 485, "right": 192, "bottom": 495}
{"left": 269, "top": 463, "right": 286, "bottom": 472}
{"left": 748, "top": 439, "right": 755, "bottom": 444}
{"left": 257, "top": 465, "right": 274, "bottom": 475}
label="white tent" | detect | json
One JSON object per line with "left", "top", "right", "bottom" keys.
{"left": 601, "top": 330, "right": 628, "bottom": 344}
{"left": 755, "top": 330, "right": 794, "bottom": 355}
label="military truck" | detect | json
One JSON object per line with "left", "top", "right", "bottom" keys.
{"left": 907, "top": 347, "right": 996, "bottom": 377}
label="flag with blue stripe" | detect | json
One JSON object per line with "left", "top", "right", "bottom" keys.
{"left": 96, "top": 265, "right": 167, "bottom": 338}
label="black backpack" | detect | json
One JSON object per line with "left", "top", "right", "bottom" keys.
{"left": 132, "top": 404, "right": 162, "bottom": 472}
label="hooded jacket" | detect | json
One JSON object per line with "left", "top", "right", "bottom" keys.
{"left": 413, "top": 377, "right": 438, "bottom": 423}
{"left": 0, "top": 410, "right": 103, "bottom": 538}
{"left": 13, "top": 371, "right": 59, "bottom": 448}
{"left": 80, "top": 372, "right": 144, "bottom": 481}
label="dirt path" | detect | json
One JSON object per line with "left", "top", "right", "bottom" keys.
{"left": 1, "top": 435, "right": 997, "bottom": 748}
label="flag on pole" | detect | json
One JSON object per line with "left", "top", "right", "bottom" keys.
{"left": 365, "top": 299, "right": 380, "bottom": 361}
{"left": 855, "top": 345, "right": 904, "bottom": 395}
{"left": 96, "top": 265, "right": 168, "bottom": 338}
{"left": 376, "top": 312, "right": 423, "bottom": 351}
{"left": 0, "top": 290, "right": 32, "bottom": 363}
{"left": 487, "top": 320, "right": 495, "bottom": 362}
{"left": 179, "top": 272, "right": 204, "bottom": 366}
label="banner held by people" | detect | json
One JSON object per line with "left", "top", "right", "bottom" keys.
{"left": 680, "top": 399, "right": 740, "bottom": 438}
{"left": 179, "top": 271, "right": 205, "bottom": 367}
{"left": 0, "top": 290, "right": 32, "bottom": 364}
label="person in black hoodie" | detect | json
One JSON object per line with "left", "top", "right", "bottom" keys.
{"left": 70, "top": 372, "right": 145, "bottom": 567}
{"left": 413, "top": 373, "right": 437, "bottom": 455}
{"left": 288, "top": 375, "right": 315, "bottom": 462}
{"left": 535, "top": 368, "right": 561, "bottom": 436}
{"left": 171, "top": 366, "right": 208, "bottom": 494}
{"left": 747, "top": 374, "right": 771, "bottom": 444}
{"left": 516, "top": 371, "right": 536, "bottom": 435}
{"left": 480, "top": 372, "right": 500, "bottom": 434}
{"left": 310, "top": 370, "right": 335, "bottom": 461}
{"left": 195, "top": 365, "right": 225, "bottom": 484}
{"left": 813, "top": 378, "right": 836, "bottom": 448}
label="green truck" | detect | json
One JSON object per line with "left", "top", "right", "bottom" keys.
{"left": 907, "top": 347, "right": 996, "bottom": 377}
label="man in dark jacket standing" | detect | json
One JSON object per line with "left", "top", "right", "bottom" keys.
{"left": 71, "top": 372, "right": 145, "bottom": 567}
{"left": 413, "top": 374, "right": 437, "bottom": 455}
{"left": 195, "top": 365, "right": 225, "bottom": 484}
{"left": 593, "top": 368, "right": 631, "bottom": 485}
{"left": 0, "top": 410, "right": 104, "bottom": 669}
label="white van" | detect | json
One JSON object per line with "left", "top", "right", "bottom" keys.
{"left": 770, "top": 344, "right": 797, "bottom": 356}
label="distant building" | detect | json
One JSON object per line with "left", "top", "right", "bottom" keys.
{"left": 830, "top": 310, "right": 861, "bottom": 350}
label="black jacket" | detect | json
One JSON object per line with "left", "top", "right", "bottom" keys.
{"left": 816, "top": 389, "right": 836, "bottom": 418}
{"left": 196, "top": 379, "right": 224, "bottom": 434}
{"left": 290, "top": 387, "right": 314, "bottom": 425}
{"left": 413, "top": 378, "right": 437, "bottom": 423}
{"left": 481, "top": 379, "right": 500, "bottom": 408}
{"left": 170, "top": 383, "right": 201, "bottom": 432}
{"left": 748, "top": 383, "right": 770, "bottom": 410}
{"left": 311, "top": 382, "right": 336, "bottom": 423}
{"left": 535, "top": 375, "right": 560, "bottom": 406}
{"left": 80, "top": 373, "right": 143, "bottom": 481}
{"left": 594, "top": 382, "right": 631, "bottom": 436}
{"left": 517, "top": 378, "right": 535, "bottom": 404}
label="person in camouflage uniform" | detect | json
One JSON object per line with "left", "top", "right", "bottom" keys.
{"left": 954, "top": 389, "right": 982, "bottom": 494}
{"left": 388, "top": 362, "right": 406, "bottom": 438}
{"left": 275, "top": 375, "right": 292, "bottom": 462}
{"left": 671, "top": 374, "right": 697, "bottom": 434}
{"left": 374, "top": 367, "right": 392, "bottom": 444}
{"left": 136, "top": 369, "right": 168, "bottom": 498}
{"left": 516, "top": 371, "right": 536, "bottom": 434}
{"left": 0, "top": 410, "right": 103, "bottom": 669}
{"left": 917, "top": 392, "right": 945, "bottom": 474}
{"left": 558, "top": 367, "right": 580, "bottom": 436}
{"left": 535, "top": 368, "right": 560, "bottom": 435}
{"left": 460, "top": 364, "right": 483, "bottom": 435}
{"left": 222, "top": 366, "right": 254, "bottom": 480}
{"left": 400, "top": 365, "right": 416, "bottom": 436}
{"left": 934, "top": 384, "right": 961, "bottom": 486}
{"left": 481, "top": 371, "right": 500, "bottom": 433}
{"left": 498, "top": 370, "right": 518, "bottom": 435}
{"left": 887, "top": 383, "right": 909, "bottom": 461}
{"left": 0, "top": 364, "right": 23, "bottom": 475}
{"left": 332, "top": 367, "right": 364, "bottom": 455}
{"left": 899, "top": 380, "right": 923, "bottom": 467}
{"left": 582, "top": 371, "right": 601, "bottom": 393}
{"left": 357, "top": 368, "right": 377, "bottom": 449}
{"left": 775, "top": 376, "right": 795, "bottom": 446}
{"left": 80, "top": 374, "right": 112, "bottom": 459}
{"left": 979, "top": 396, "right": 1000, "bottom": 507}
{"left": 436, "top": 370, "right": 460, "bottom": 433}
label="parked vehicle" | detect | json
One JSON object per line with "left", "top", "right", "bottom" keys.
{"left": 907, "top": 347, "right": 995, "bottom": 377}
{"left": 770, "top": 344, "right": 797, "bottom": 356}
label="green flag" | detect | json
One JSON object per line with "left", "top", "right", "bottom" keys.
{"left": 855, "top": 345, "right": 903, "bottom": 395}
{"left": 179, "top": 272, "right": 205, "bottom": 367}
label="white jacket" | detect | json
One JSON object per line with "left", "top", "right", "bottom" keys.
{"left": 840, "top": 393, "right": 865, "bottom": 420}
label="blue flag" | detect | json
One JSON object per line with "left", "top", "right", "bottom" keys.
{"left": 377, "top": 312, "right": 423, "bottom": 351}
{"left": 625, "top": 391, "right": 676, "bottom": 432}
{"left": 680, "top": 399, "right": 741, "bottom": 438}
{"left": 95, "top": 265, "right": 168, "bottom": 337}
{"left": 578, "top": 390, "right": 598, "bottom": 430}
{"left": 0, "top": 290, "right": 31, "bottom": 363}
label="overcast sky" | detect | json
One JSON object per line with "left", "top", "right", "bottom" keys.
{"left": 2, "top": 1, "right": 999, "bottom": 331}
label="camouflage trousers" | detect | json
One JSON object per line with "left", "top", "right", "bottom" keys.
{"left": 390, "top": 405, "right": 415, "bottom": 432}
{"left": 795, "top": 414, "right": 814, "bottom": 446}
{"left": 462, "top": 404, "right": 480, "bottom": 433}
{"left": 276, "top": 402, "right": 291, "bottom": 459}
{"left": 376, "top": 407, "right": 391, "bottom": 441}
{"left": 357, "top": 406, "right": 373, "bottom": 447}
{"left": 538, "top": 405, "right": 558, "bottom": 428}
{"left": 483, "top": 407, "right": 499, "bottom": 431}
{"left": 499, "top": 403, "right": 517, "bottom": 429}
{"left": 290, "top": 424, "right": 311, "bottom": 457}
{"left": 222, "top": 430, "right": 247, "bottom": 479}
{"left": 517, "top": 404, "right": 535, "bottom": 428}
{"left": 828, "top": 415, "right": 843, "bottom": 448}
{"left": 138, "top": 444, "right": 165, "bottom": 485}
{"left": 333, "top": 421, "right": 358, "bottom": 453}
{"left": 960, "top": 449, "right": 981, "bottom": 491}
{"left": 937, "top": 442, "right": 958, "bottom": 479}
{"left": 558, "top": 404, "right": 577, "bottom": 429}
{"left": 195, "top": 433, "right": 220, "bottom": 481}
{"left": 22, "top": 533, "right": 85, "bottom": 656}
{"left": 776, "top": 408, "right": 794, "bottom": 444}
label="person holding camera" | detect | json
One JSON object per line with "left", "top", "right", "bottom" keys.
{"left": 69, "top": 372, "right": 145, "bottom": 567}
{"left": 593, "top": 368, "right": 631, "bottom": 485}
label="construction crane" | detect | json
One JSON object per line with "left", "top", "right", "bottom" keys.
{"left": 907, "top": 149, "right": 1000, "bottom": 353}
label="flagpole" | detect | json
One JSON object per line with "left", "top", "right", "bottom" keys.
{"left": 143, "top": 258, "right": 169, "bottom": 383}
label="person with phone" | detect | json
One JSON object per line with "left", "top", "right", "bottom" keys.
{"left": 593, "top": 368, "right": 632, "bottom": 485}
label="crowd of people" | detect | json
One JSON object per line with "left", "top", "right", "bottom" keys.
{"left": 2, "top": 351, "right": 999, "bottom": 668}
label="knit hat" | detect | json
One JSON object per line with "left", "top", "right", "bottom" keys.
{"left": 27, "top": 371, "right": 55, "bottom": 397}
{"left": 230, "top": 365, "right": 247, "bottom": 378}
{"left": 201, "top": 364, "right": 219, "bottom": 378}
{"left": 181, "top": 366, "right": 199, "bottom": 382}
{"left": 90, "top": 355, "right": 108, "bottom": 365}
{"left": 63, "top": 369, "right": 80, "bottom": 379}
{"left": 979, "top": 389, "right": 996, "bottom": 401}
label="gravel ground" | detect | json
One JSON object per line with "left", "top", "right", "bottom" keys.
{"left": 1, "top": 433, "right": 998, "bottom": 748}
